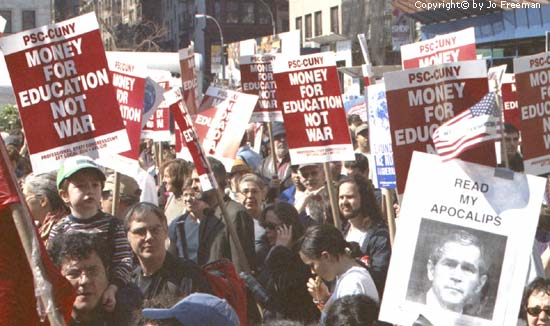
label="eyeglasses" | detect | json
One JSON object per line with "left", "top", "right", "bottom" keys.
{"left": 64, "top": 266, "right": 103, "bottom": 281}
{"left": 300, "top": 171, "right": 319, "bottom": 179}
{"left": 129, "top": 225, "right": 164, "bottom": 237}
{"left": 240, "top": 188, "right": 260, "bottom": 196}
{"left": 261, "top": 222, "right": 283, "bottom": 230}
{"left": 526, "top": 306, "right": 550, "bottom": 316}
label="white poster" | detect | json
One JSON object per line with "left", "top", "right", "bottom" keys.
{"left": 367, "top": 83, "right": 396, "bottom": 189}
{"left": 380, "top": 151, "right": 545, "bottom": 326}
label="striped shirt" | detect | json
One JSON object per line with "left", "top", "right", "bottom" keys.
{"left": 48, "top": 211, "right": 133, "bottom": 288}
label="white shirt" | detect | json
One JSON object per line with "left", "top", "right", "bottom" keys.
{"left": 329, "top": 266, "right": 379, "bottom": 305}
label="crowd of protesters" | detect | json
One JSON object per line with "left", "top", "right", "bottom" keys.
{"left": 2, "top": 116, "right": 549, "bottom": 326}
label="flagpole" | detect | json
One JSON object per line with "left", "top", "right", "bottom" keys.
{"left": 323, "top": 162, "right": 342, "bottom": 230}
{"left": 0, "top": 136, "right": 66, "bottom": 325}
{"left": 382, "top": 188, "right": 396, "bottom": 246}
{"left": 494, "top": 79, "right": 508, "bottom": 168}
{"left": 111, "top": 172, "right": 120, "bottom": 216}
{"left": 10, "top": 204, "right": 66, "bottom": 326}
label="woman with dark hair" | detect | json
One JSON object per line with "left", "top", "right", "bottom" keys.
{"left": 161, "top": 159, "right": 190, "bottom": 225}
{"left": 522, "top": 277, "right": 550, "bottom": 326}
{"left": 300, "top": 224, "right": 379, "bottom": 321}
{"left": 23, "top": 172, "right": 69, "bottom": 245}
{"left": 255, "top": 202, "right": 320, "bottom": 323}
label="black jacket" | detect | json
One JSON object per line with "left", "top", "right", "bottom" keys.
{"left": 168, "top": 211, "right": 229, "bottom": 265}
{"left": 132, "top": 252, "right": 212, "bottom": 300}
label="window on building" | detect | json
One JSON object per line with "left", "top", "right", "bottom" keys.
{"left": 0, "top": 10, "right": 12, "bottom": 33}
{"left": 22, "top": 10, "right": 36, "bottom": 30}
{"left": 282, "top": 19, "right": 289, "bottom": 31}
{"left": 305, "top": 14, "right": 312, "bottom": 39}
{"left": 314, "top": 11, "right": 322, "bottom": 36}
{"left": 295, "top": 16, "right": 302, "bottom": 32}
{"left": 330, "top": 6, "right": 339, "bottom": 34}
{"left": 214, "top": 0, "right": 221, "bottom": 20}
{"left": 258, "top": 2, "right": 270, "bottom": 25}
{"left": 225, "top": 0, "right": 239, "bottom": 23}
{"left": 242, "top": 2, "right": 254, "bottom": 24}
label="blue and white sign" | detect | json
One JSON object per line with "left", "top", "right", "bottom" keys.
{"left": 367, "top": 83, "right": 396, "bottom": 189}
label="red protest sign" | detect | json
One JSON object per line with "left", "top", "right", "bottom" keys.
{"left": 501, "top": 74, "right": 520, "bottom": 131}
{"left": 193, "top": 86, "right": 257, "bottom": 168}
{"left": 514, "top": 52, "right": 550, "bottom": 175}
{"left": 272, "top": 52, "right": 355, "bottom": 164}
{"left": 109, "top": 60, "right": 146, "bottom": 161}
{"left": 165, "top": 89, "right": 216, "bottom": 192}
{"left": 240, "top": 54, "right": 282, "bottom": 122}
{"left": 0, "top": 12, "right": 130, "bottom": 173}
{"left": 401, "top": 27, "right": 476, "bottom": 69}
{"left": 179, "top": 45, "right": 199, "bottom": 116}
{"left": 384, "top": 60, "right": 495, "bottom": 193}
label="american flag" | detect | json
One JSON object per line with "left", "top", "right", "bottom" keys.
{"left": 432, "top": 92, "right": 501, "bottom": 161}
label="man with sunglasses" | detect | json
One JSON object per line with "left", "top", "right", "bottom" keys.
{"left": 295, "top": 163, "right": 330, "bottom": 225}
{"left": 523, "top": 277, "right": 550, "bottom": 326}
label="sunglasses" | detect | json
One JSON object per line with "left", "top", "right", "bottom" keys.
{"left": 526, "top": 306, "right": 550, "bottom": 316}
{"left": 262, "top": 222, "right": 283, "bottom": 230}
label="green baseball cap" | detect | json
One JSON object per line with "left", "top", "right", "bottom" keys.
{"left": 56, "top": 155, "right": 106, "bottom": 189}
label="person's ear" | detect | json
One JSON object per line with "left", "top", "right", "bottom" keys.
{"left": 39, "top": 196, "right": 50, "bottom": 208}
{"left": 476, "top": 274, "right": 488, "bottom": 294}
{"left": 59, "top": 189, "right": 70, "bottom": 204}
{"left": 427, "top": 259, "right": 435, "bottom": 281}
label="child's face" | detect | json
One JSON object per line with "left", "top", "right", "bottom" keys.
{"left": 60, "top": 169, "right": 102, "bottom": 218}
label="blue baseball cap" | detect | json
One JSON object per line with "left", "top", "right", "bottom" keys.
{"left": 142, "top": 293, "right": 240, "bottom": 326}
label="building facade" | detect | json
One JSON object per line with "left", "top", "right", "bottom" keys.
{"left": 392, "top": 1, "right": 550, "bottom": 72}
{"left": 0, "top": 0, "right": 51, "bottom": 34}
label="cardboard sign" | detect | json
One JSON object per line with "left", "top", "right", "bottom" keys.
{"left": 141, "top": 77, "right": 165, "bottom": 128}
{"left": 0, "top": 13, "right": 130, "bottom": 173}
{"left": 179, "top": 44, "right": 199, "bottom": 116}
{"left": 380, "top": 151, "right": 545, "bottom": 326}
{"left": 401, "top": 28, "right": 476, "bottom": 69}
{"left": 193, "top": 86, "right": 258, "bottom": 169}
{"left": 502, "top": 74, "right": 520, "bottom": 130}
{"left": 109, "top": 60, "right": 146, "bottom": 161}
{"left": 367, "top": 83, "right": 396, "bottom": 189}
{"left": 272, "top": 52, "right": 355, "bottom": 164}
{"left": 513, "top": 52, "right": 550, "bottom": 175}
{"left": 142, "top": 70, "right": 171, "bottom": 141}
{"left": 384, "top": 60, "right": 496, "bottom": 194}
{"left": 240, "top": 54, "right": 282, "bottom": 122}
{"left": 165, "top": 89, "right": 216, "bottom": 192}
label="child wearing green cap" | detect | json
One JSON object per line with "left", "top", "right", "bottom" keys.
{"left": 48, "top": 155, "right": 134, "bottom": 313}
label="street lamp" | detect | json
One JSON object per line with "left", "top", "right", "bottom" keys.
{"left": 195, "top": 14, "right": 225, "bottom": 81}
{"left": 259, "top": 0, "right": 276, "bottom": 36}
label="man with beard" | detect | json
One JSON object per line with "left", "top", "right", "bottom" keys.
{"left": 338, "top": 174, "right": 391, "bottom": 295}
{"left": 190, "top": 157, "right": 256, "bottom": 273}
{"left": 258, "top": 122, "right": 293, "bottom": 198}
